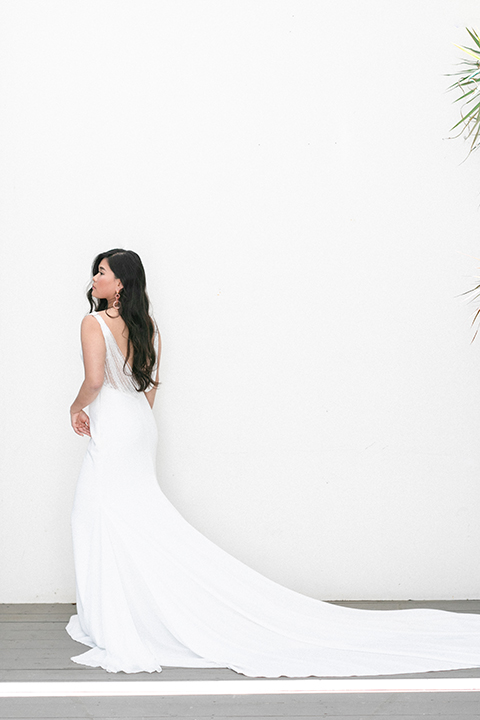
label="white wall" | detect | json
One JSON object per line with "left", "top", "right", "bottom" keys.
{"left": 2, "top": 0, "right": 480, "bottom": 602}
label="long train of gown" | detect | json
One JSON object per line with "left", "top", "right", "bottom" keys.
{"left": 66, "top": 312, "right": 480, "bottom": 676}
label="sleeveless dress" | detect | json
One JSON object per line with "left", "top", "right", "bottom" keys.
{"left": 66, "top": 312, "right": 480, "bottom": 676}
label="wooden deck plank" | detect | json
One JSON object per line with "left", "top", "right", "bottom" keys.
{"left": 1, "top": 693, "right": 479, "bottom": 719}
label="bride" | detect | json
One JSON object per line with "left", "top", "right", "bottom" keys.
{"left": 67, "top": 248, "right": 480, "bottom": 676}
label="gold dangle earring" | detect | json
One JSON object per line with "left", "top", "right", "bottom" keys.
{"left": 113, "top": 289, "right": 121, "bottom": 311}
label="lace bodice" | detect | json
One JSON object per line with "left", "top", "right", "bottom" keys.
{"left": 91, "top": 311, "right": 159, "bottom": 395}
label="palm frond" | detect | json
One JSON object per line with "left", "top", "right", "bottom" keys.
{"left": 458, "top": 283, "right": 480, "bottom": 342}
{"left": 449, "top": 29, "right": 480, "bottom": 155}
{"left": 466, "top": 27, "right": 480, "bottom": 49}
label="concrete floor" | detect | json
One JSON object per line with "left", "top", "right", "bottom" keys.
{"left": 1, "top": 602, "right": 480, "bottom": 719}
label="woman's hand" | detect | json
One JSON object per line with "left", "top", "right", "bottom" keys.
{"left": 71, "top": 409, "right": 91, "bottom": 437}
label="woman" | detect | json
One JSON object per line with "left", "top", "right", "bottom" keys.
{"left": 67, "top": 248, "right": 480, "bottom": 676}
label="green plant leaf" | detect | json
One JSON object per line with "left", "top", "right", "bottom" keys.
{"left": 452, "top": 88, "right": 478, "bottom": 103}
{"left": 460, "top": 45, "right": 480, "bottom": 57}
{"left": 466, "top": 28, "right": 480, "bottom": 49}
{"left": 454, "top": 43, "right": 480, "bottom": 60}
{"left": 470, "top": 122, "right": 480, "bottom": 149}
{"left": 451, "top": 100, "right": 480, "bottom": 131}
{"left": 448, "top": 28, "right": 480, "bottom": 155}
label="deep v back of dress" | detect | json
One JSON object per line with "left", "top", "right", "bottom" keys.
{"left": 67, "top": 313, "right": 480, "bottom": 676}
{"left": 90, "top": 312, "right": 137, "bottom": 394}
{"left": 96, "top": 311, "right": 130, "bottom": 360}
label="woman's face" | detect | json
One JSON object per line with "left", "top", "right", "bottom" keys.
{"left": 92, "top": 257, "right": 122, "bottom": 303}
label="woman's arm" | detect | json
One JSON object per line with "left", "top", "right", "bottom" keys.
{"left": 70, "top": 316, "right": 106, "bottom": 436}
{"left": 145, "top": 331, "right": 161, "bottom": 409}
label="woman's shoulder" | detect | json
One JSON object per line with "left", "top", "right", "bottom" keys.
{"left": 82, "top": 311, "right": 99, "bottom": 325}
{"left": 81, "top": 313, "right": 103, "bottom": 334}
{"left": 80, "top": 314, "right": 104, "bottom": 350}
{"left": 83, "top": 310, "right": 115, "bottom": 328}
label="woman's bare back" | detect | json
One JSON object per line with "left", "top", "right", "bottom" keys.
{"left": 97, "top": 309, "right": 131, "bottom": 365}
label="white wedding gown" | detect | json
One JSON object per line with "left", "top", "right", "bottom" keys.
{"left": 67, "top": 312, "right": 480, "bottom": 676}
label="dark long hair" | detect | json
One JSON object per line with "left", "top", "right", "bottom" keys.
{"left": 87, "top": 249, "right": 159, "bottom": 392}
